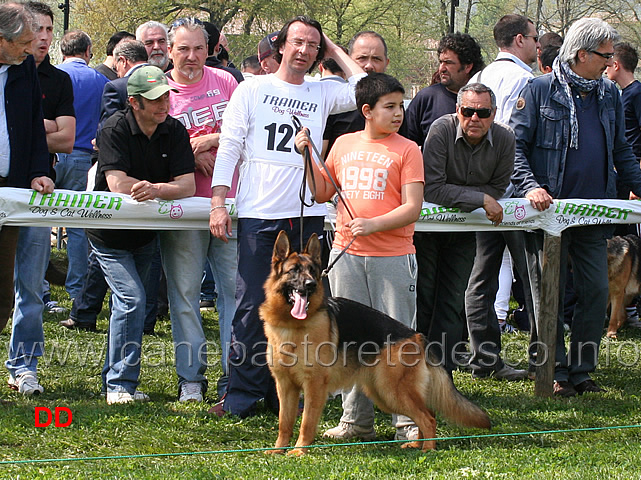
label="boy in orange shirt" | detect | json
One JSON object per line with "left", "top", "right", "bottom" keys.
{"left": 295, "top": 72, "right": 424, "bottom": 443}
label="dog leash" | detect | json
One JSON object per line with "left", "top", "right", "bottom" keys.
{"left": 293, "top": 115, "right": 317, "bottom": 250}
{"left": 291, "top": 115, "right": 356, "bottom": 277}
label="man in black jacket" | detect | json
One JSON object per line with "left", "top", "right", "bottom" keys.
{"left": 6, "top": 0, "right": 74, "bottom": 397}
{"left": 0, "top": 3, "right": 53, "bottom": 336}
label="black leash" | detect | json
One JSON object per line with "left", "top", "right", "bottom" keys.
{"left": 295, "top": 116, "right": 316, "bottom": 250}
{"left": 291, "top": 115, "right": 356, "bottom": 277}
{"left": 291, "top": 115, "right": 355, "bottom": 219}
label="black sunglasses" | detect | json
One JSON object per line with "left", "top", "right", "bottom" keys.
{"left": 460, "top": 107, "right": 493, "bottom": 119}
{"left": 589, "top": 50, "right": 615, "bottom": 60}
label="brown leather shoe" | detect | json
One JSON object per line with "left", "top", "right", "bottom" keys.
{"left": 574, "top": 379, "right": 606, "bottom": 395}
{"left": 59, "top": 318, "right": 96, "bottom": 332}
{"left": 553, "top": 380, "right": 577, "bottom": 397}
{"left": 208, "top": 400, "right": 227, "bottom": 417}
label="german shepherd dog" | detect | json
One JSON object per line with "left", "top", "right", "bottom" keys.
{"left": 607, "top": 234, "right": 641, "bottom": 338}
{"left": 259, "top": 231, "right": 491, "bottom": 456}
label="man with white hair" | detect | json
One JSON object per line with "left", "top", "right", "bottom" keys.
{"left": 136, "top": 21, "right": 170, "bottom": 71}
{"left": 511, "top": 18, "right": 641, "bottom": 397}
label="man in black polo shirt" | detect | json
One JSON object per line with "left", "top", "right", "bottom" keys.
{"left": 87, "top": 65, "right": 195, "bottom": 404}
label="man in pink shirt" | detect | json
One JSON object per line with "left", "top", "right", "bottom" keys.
{"left": 161, "top": 17, "right": 239, "bottom": 402}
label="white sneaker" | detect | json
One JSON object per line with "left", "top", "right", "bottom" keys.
{"left": 394, "top": 425, "right": 420, "bottom": 441}
{"left": 8, "top": 372, "right": 44, "bottom": 395}
{"left": 179, "top": 382, "right": 203, "bottom": 402}
{"left": 106, "top": 390, "right": 150, "bottom": 405}
{"left": 323, "top": 421, "right": 376, "bottom": 441}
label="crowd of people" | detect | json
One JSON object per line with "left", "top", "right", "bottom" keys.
{"left": 1, "top": 2, "right": 641, "bottom": 439}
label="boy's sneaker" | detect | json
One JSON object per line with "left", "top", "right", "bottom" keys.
{"left": 8, "top": 372, "right": 44, "bottom": 395}
{"left": 106, "top": 390, "right": 150, "bottom": 405}
{"left": 323, "top": 421, "right": 376, "bottom": 441}
{"left": 179, "top": 382, "right": 203, "bottom": 402}
{"left": 394, "top": 425, "right": 420, "bottom": 442}
{"left": 45, "top": 300, "right": 67, "bottom": 314}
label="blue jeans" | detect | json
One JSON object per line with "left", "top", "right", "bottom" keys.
{"left": 55, "top": 149, "right": 92, "bottom": 298}
{"left": 159, "top": 230, "right": 237, "bottom": 389}
{"left": 91, "top": 239, "right": 155, "bottom": 394}
{"left": 69, "top": 248, "right": 108, "bottom": 325}
{"left": 143, "top": 240, "right": 163, "bottom": 333}
{"left": 201, "top": 263, "right": 217, "bottom": 302}
{"left": 6, "top": 226, "right": 50, "bottom": 377}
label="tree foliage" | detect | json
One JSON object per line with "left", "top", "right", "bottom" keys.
{"left": 58, "top": 0, "right": 641, "bottom": 92}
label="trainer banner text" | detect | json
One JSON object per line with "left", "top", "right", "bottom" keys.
{"left": 1, "top": 188, "right": 640, "bottom": 236}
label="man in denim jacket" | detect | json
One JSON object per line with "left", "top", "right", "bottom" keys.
{"left": 510, "top": 18, "right": 641, "bottom": 397}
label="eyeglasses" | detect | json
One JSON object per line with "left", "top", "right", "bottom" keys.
{"left": 523, "top": 34, "right": 539, "bottom": 43}
{"left": 459, "top": 107, "right": 493, "bottom": 119}
{"left": 287, "top": 39, "right": 321, "bottom": 52}
{"left": 170, "top": 17, "right": 203, "bottom": 30}
{"left": 589, "top": 50, "right": 615, "bottom": 60}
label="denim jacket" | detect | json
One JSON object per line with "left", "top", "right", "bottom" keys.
{"left": 510, "top": 73, "right": 641, "bottom": 199}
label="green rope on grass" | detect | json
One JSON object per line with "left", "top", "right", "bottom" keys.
{"left": 1, "top": 424, "right": 640, "bottom": 465}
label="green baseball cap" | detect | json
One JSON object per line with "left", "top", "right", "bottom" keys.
{"left": 127, "top": 65, "right": 176, "bottom": 100}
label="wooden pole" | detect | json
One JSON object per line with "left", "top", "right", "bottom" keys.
{"left": 535, "top": 232, "right": 561, "bottom": 397}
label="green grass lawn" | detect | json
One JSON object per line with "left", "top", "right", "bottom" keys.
{"left": 1, "top": 251, "right": 641, "bottom": 479}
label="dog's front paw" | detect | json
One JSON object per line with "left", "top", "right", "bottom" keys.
{"left": 400, "top": 440, "right": 436, "bottom": 451}
{"left": 287, "top": 447, "right": 309, "bottom": 456}
{"left": 264, "top": 448, "right": 286, "bottom": 455}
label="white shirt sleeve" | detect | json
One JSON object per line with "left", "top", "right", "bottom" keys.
{"left": 212, "top": 81, "right": 252, "bottom": 188}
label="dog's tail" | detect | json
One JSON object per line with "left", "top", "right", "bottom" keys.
{"left": 424, "top": 363, "right": 491, "bottom": 430}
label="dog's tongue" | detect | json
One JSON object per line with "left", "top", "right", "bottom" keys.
{"left": 290, "top": 291, "right": 307, "bottom": 320}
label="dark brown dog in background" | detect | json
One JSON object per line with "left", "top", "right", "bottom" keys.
{"left": 260, "top": 231, "right": 491, "bottom": 456}
{"left": 607, "top": 234, "right": 641, "bottom": 339}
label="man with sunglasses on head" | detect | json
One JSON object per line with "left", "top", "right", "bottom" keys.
{"left": 159, "top": 17, "right": 239, "bottom": 403}
{"left": 420, "top": 83, "right": 514, "bottom": 377}
{"left": 510, "top": 18, "right": 641, "bottom": 397}
{"left": 463, "top": 14, "right": 540, "bottom": 382}
{"left": 209, "top": 15, "right": 365, "bottom": 418}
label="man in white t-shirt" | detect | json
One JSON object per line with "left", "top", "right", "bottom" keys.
{"left": 209, "top": 15, "right": 365, "bottom": 418}
{"left": 160, "top": 18, "right": 239, "bottom": 403}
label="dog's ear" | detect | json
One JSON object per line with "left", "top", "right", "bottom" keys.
{"left": 304, "top": 233, "right": 321, "bottom": 264}
{"left": 273, "top": 230, "right": 291, "bottom": 263}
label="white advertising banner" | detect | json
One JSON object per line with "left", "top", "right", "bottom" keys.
{"left": 1, "top": 188, "right": 640, "bottom": 237}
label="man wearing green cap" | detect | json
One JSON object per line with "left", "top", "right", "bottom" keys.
{"left": 86, "top": 65, "right": 196, "bottom": 404}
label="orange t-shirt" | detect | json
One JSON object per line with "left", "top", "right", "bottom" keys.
{"left": 322, "top": 131, "right": 424, "bottom": 256}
